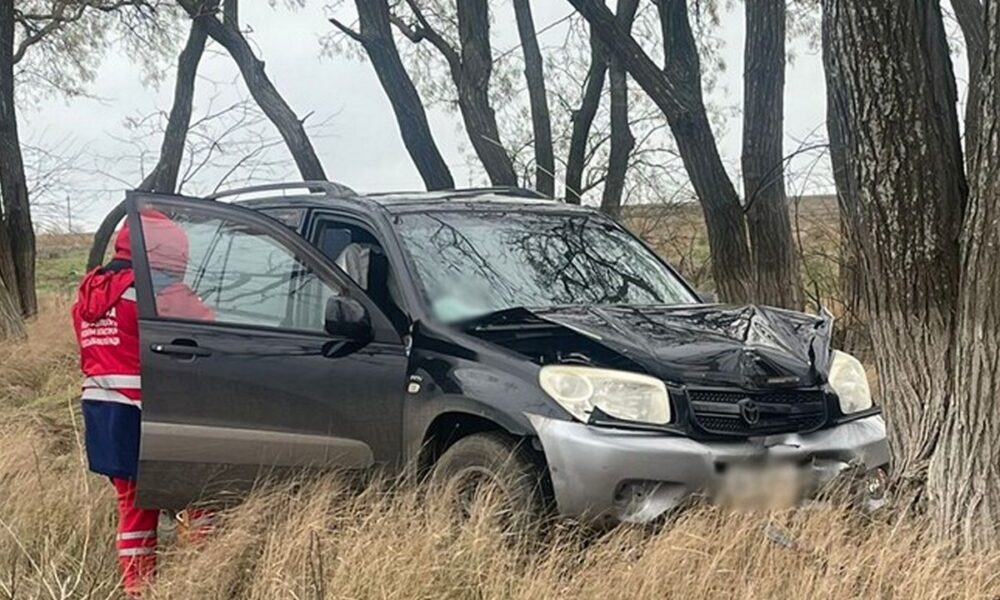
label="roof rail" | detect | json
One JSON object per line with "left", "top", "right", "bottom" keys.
{"left": 365, "top": 186, "right": 549, "bottom": 200}
{"left": 487, "top": 187, "right": 549, "bottom": 199}
{"left": 206, "top": 181, "right": 358, "bottom": 201}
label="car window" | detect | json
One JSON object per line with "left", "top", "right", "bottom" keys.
{"left": 136, "top": 205, "right": 343, "bottom": 332}
{"left": 313, "top": 217, "right": 410, "bottom": 332}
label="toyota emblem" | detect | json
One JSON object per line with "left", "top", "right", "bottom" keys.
{"left": 737, "top": 397, "right": 761, "bottom": 425}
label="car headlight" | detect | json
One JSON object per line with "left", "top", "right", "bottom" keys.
{"left": 539, "top": 365, "right": 670, "bottom": 425}
{"left": 828, "top": 350, "right": 873, "bottom": 414}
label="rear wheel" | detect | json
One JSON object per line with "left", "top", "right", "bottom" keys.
{"left": 430, "top": 432, "right": 547, "bottom": 530}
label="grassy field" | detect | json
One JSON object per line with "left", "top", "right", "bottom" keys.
{"left": 1, "top": 223, "right": 998, "bottom": 598}
{"left": 625, "top": 195, "right": 844, "bottom": 306}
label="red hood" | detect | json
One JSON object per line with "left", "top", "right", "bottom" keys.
{"left": 113, "top": 210, "right": 189, "bottom": 276}
{"left": 74, "top": 267, "right": 135, "bottom": 322}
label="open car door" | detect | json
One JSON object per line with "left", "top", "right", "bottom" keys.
{"left": 120, "top": 191, "right": 407, "bottom": 509}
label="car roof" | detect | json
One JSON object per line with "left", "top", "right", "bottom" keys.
{"left": 224, "top": 183, "right": 595, "bottom": 216}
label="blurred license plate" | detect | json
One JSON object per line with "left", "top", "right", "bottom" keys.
{"left": 717, "top": 462, "right": 806, "bottom": 509}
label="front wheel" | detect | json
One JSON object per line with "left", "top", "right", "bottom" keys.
{"left": 430, "top": 432, "right": 547, "bottom": 530}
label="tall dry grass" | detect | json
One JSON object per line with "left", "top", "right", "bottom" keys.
{"left": 4, "top": 411, "right": 1000, "bottom": 600}
{"left": 2, "top": 272, "right": 999, "bottom": 598}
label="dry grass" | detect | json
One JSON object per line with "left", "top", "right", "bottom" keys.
{"left": 625, "top": 196, "right": 845, "bottom": 307}
{"left": 4, "top": 403, "right": 1000, "bottom": 599}
{"left": 2, "top": 235, "right": 999, "bottom": 599}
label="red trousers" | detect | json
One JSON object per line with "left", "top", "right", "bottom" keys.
{"left": 111, "top": 478, "right": 157, "bottom": 595}
{"left": 111, "top": 479, "right": 215, "bottom": 596}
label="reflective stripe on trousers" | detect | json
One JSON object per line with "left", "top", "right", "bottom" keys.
{"left": 112, "top": 478, "right": 157, "bottom": 595}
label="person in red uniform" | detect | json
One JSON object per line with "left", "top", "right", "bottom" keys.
{"left": 72, "top": 210, "right": 213, "bottom": 596}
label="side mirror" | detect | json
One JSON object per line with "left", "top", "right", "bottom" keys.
{"left": 697, "top": 290, "right": 718, "bottom": 304}
{"left": 324, "top": 296, "right": 372, "bottom": 341}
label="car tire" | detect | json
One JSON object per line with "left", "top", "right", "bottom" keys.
{"left": 430, "top": 432, "right": 547, "bottom": 530}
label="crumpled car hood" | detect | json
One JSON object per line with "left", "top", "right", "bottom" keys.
{"left": 531, "top": 304, "right": 833, "bottom": 388}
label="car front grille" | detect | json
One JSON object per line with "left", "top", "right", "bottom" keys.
{"left": 685, "top": 388, "right": 828, "bottom": 438}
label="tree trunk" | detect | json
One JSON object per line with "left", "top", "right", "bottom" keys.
{"left": 657, "top": 0, "right": 753, "bottom": 305}
{"left": 826, "top": 72, "right": 868, "bottom": 354}
{"left": 393, "top": 0, "right": 516, "bottom": 186}
{"left": 223, "top": 0, "right": 237, "bottom": 28}
{"left": 0, "top": 222, "right": 24, "bottom": 340}
{"left": 741, "top": 0, "right": 801, "bottom": 310}
{"left": 513, "top": 0, "right": 555, "bottom": 196}
{"left": 137, "top": 17, "right": 208, "bottom": 194}
{"left": 822, "top": 0, "right": 966, "bottom": 500}
{"left": 927, "top": 0, "right": 1000, "bottom": 552}
{"left": 564, "top": 28, "right": 606, "bottom": 205}
{"left": 0, "top": 268, "right": 23, "bottom": 339}
{"left": 950, "top": 0, "right": 984, "bottom": 162}
{"left": 568, "top": 0, "right": 752, "bottom": 303}
{"left": 0, "top": 0, "right": 36, "bottom": 321}
{"left": 332, "top": 1, "right": 454, "bottom": 191}
{"left": 178, "top": 0, "right": 327, "bottom": 181}
{"left": 600, "top": 0, "right": 639, "bottom": 219}
{"left": 454, "top": 0, "right": 517, "bottom": 186}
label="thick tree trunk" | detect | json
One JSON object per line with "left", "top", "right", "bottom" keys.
{"left": 927, "top": 0, "right": 1000, "bottom": 552}
{"left": 454, "top": 0, "right": 517, "bottom": 186}
{"left": 826, "top": 74, "right": 869, "bottom": 354}
{"left": 0, "top": 0, "right": 36, "bottom": 321}
{"left": 513, "top": 0, "right": 555, "bottom": 196}
{"left": 565, "top": 28, "right": 606, "bottom": 205}
{"left": 137, "top": 17, "right": 208, "bottom": 194}
{"left": 332, "top": 1, "right": 454, "bottom": 191}
{"left": 569, "top": 0, "right": 752, "bottom": 303}
{"left": 741, "top": 0, "right": 801, "bottom": 310}
{"left": 178, "top": 0, "right": 327, "bottom": 181}
{"left": 950, "top": 0, "right": 984, "bottom": 161}
{"left": 822, "top": 0, "right": 966, "bottom": 500}
{"left": 600, "top": 0, "right": 639, "bottom": 219}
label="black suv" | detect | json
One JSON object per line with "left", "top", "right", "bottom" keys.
{"left": 89, "top": 182, "right": 890, "bottom": 521}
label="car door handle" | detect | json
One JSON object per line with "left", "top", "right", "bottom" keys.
{"left": 150, "top": 341, "right": 212, "bottom": 358}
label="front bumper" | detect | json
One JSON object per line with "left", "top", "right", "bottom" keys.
{"left": 528, "top": 413, "right": 890, "bottom": 523}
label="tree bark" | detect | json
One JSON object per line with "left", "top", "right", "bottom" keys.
{"left": 394, "top": 0, "right": 516, "bottom": 186}
{"left": 331, "top": 1, "right": 454, "bottom": 191}
{"left": 137, "top": 16, "right": 208, "bottom": 194}
{"left": 826, "top": 62, "right": 869, "bottom": 353}
{"left": 600, "top": 0, "right": 639, "bottom": 219}
{"left": 927, "top": 0, "right": 1000, "bottom": 552}
{"left": 0, "top": 0, "right": 36, "bottom": 322}
{"left": 454, "top": 0, "right": 517, "bottom": 186}
{"left": 223, "top": 0, "right": 237, "bottom": 28}
{"left": 742, "top": 0, "right": 801, "bottom": 310}
{"left": 0, "top": 268, "right": 23, "bottom": 340}
{"left": 950, "top": 0, "right": 985, "bottom": 162}
{"left": 177, "top": 0, "right": 327, "bottom": 181}
{"left": 568, "top": 0, "right": 752, "bottom": 303}
{"left": 822, "top": 0, "right": 966, "bottom": 500}
{"left": 564, "top": 28, "right": 606, "bottom": 205}
{"left": 513, "top": 0, "right": 555, "bottom": 196}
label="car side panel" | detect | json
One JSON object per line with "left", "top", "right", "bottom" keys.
{"left": 401, "top": 323, "right": 571, "bottom": 463}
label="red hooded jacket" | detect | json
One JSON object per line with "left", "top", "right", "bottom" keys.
{"left": 72, "top": 211, "right": 212, "bottom": 479}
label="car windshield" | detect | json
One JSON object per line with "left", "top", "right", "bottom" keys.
{"left": 395, "top": 209, "right": 697, "bottom": 323}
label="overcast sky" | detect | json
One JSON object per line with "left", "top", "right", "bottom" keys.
{"left": 18, "top": 2, "right": 925, "bottom": 230}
